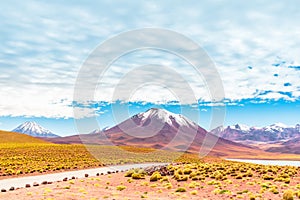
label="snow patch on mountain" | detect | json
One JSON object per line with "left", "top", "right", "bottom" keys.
{"left": 12, "top": 121, "right": 59, "bottom": 138}
{"left": 89, "top": 126, "right": 110, "bottom": 134}
{"left": 137, "top": 108, "right": 197, "bottom": 128}
{"left": 211, "top": 122, "right": 300, "bottom": 142}
{"left": 229, "top": 124, "right": 250, "bottom": 131}
{"left": 264, "top": 123, "right": 290, "bottom": 132}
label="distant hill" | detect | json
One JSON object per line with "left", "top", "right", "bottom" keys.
{"left": 0, "top": 130, "right": 50, "bottom": 144}
{"left": 12, "top": 121, "right": 59, "bottom": 138}
{"left": 266, "top": 136, "right": 300, "bottom": 154}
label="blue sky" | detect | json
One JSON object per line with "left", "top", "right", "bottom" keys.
{"left": 0, "top": 1, "right": 300, "bottom": 136}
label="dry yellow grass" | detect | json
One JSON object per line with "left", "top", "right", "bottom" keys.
{"left": 0, "top": 130, "right": 50, "bottom": 144}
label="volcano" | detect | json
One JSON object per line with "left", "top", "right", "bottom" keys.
{"left": 12, "top": 121, "right": 59, "bottom": 138}
{"left": 45, "top": 108, "right": 258, "bottom": 157}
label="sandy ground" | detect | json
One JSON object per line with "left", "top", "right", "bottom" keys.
{"left": 1, "top": 168, "right": 300, "bottom": 200}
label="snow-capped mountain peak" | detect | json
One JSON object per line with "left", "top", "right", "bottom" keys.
{"left": 229, "top": 124, "right": 250, "bottom": 131}
{"left": 12, "top": 121, "right": 59, "bottom": 138}
{"left": 264, "top": 122, "right": 290, "bottom": 132}
{"left": 137, "top": 108, "right": 196, "bottom": 128}
{"left": 271, "top": 122, "right": 289, "bottom": 128}
{"left": 104, "top": 107, "right": 207, "bottom": 146}
{"left": 211, "top": 122, "right": 300, "bottom": 143}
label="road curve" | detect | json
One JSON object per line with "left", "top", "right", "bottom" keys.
{"left": 0, "top": 163, "right": 168, "bottom": 191}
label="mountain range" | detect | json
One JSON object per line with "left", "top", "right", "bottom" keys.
{"left": 211, "top": 123, "right": 300, "bottom": 142}
{"left": 45, "top": 108, "right": 262, "bottom": 157}
{"left": 10, "top": 109, "right": 300, "bottom": 155}
{"left": 12, "top": 121, "right": 59, "bottom": 138}
{"left": 211, "top": 123, "right": 300, "bottom": 154}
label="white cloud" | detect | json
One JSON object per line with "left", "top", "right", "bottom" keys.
{"left": 258, "top": 92, "right": 293, "bottom": 101}
{"left": 0, "top": 1, "right": 300, "bottom": 118}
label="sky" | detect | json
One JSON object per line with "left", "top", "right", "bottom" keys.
{"left": 0, "top": 0, "right": 300, "bottom": 136}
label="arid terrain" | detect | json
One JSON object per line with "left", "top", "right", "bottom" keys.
{"left": 1, "top": 159, "right": 300, "bottom": 200}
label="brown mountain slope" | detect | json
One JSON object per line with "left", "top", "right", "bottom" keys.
{"left": 266, "top": 137, "right": 300, "bottom": 154}
{"left": 44, "top": 108, "right": 276, "bottom": 158}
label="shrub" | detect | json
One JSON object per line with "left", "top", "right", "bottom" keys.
{"left": 284, "top": 178, "right": 291, "bottom": 184}
{"left": 177, "top": 175, "right": 188, "bottom": 181}
{"left": 150, "top": 172, "right": 162, "bottom": 182}
{"left": 274, "top": 177, "right": 285, "bottom": 182}
{"left": 138, "top": 169, "right": 147, "bottom": 175}
{"left": 246, "top": 181, "right": 254, "bottom": 185}
{"left": 211, "top": 171, "right": 223, "bottom": 180}
{"left": 269, "top": 187, "right": 279, "bottom": 194}
{"left": 283, "top": 189, "right": 294, "bottom": 200}
{"left": 116, "top": 185, "right": 126, "bottom": 191}
{"left": 219, "top": 190, "right": 231, "bottom": 194}
{"left": 124, "top": 170, "right": 134, "bottom": 177}
{"left": 207, "top": 180, "right": 220, "bottom": 186}
{"left": 261, "top": 182, "right": 271, "bottom": 189}
{"left": 245, "top": 170, "right": 253, "bottom": 177}
{"left": 225, "top": 179, "right": 233, "bottom": 184}
{"left": 140, "top": 181, "right": 149, "bottom": 186}
{"left": 131, "top": 173, "right": 145, "bottom": 179}
{"left": 163, "top": 182, "right": 172, "bottom": 189}
{"left": 160, "top": 176, "right": 169, "bottom": 182}
{"left": 262, "top": 174, "right": 274, "bottom": 180}
{"left": 236, "top": 174, "right": 243, "bottom": 179}
{"left": 157, "top": 189, "right": 163, "bottom": 193}
{"left": 213, "top": 189, "right": 221, "bottom": 194}
{"left": 175, "top": 187, "right": 186, "bottom": 192}
{"left": 150, "top": 183, "right": 157, "bottom": 188}
{"left": 183, "top": 168, "right": 192, "bottom": 174}
{"left": 190, "top": 190, "right": 198, "bottom": 195}
{"left": 237, "top": 190, "right": 248, "bottom": 194}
